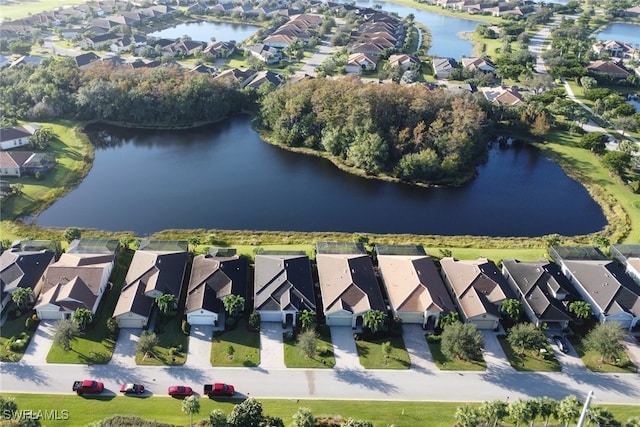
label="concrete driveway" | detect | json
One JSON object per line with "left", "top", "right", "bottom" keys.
{"left": 402, "top": 324, "right": 437, "bottom": 372}
{"left": 21, "top": 321, "right": 55, "bottom": 365}
{"left": 185, "top": 325, "right": 213, "bottom": 368}
{"left": 259, "top": 322, "right": 285, "bottom": 369}
{"left": 330, "top": 326, "right": 362, "bottom": 370}
{"left": 110, "top": 328, "right": 140, "bottom": 366}
{"left": 481, "top": 330, "right": 512, "bottom": 371}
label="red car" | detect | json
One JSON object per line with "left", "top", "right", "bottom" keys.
{"left": 204, "top": 383, "right": 235, "bottom": 397}
{"left": 120, "top": 383, "right": 145, "bottom": 395}
{"left": 168, "top": 385, "right": 193, "bottom": 397}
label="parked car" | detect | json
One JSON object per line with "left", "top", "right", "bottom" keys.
{"left": 204, "top": 383, "right": 235, "bottom": 397}
{"left": 72, "top": 379, "right": 104, "bottom": 395}
{"left": 120, "top": 383, "right": 145, "bottom": 395}
{"left": 168, "top": 385, "right": 193, "bottom": 397}
{"left": 552, "top": 335, "right": 569, "bottom": 353}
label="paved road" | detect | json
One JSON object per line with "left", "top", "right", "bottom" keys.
{"left": 2, "top": 324, "right": 639, "bottom": 404}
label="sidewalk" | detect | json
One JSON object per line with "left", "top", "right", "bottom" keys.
{"left": 259, "top": 322, "right": 286, "bottom": 369}
{"left": 21, "top": 321, "right": 55, "bottom": 365}
{"left": 330, "top": 326, "right": 363, "bottom": 370}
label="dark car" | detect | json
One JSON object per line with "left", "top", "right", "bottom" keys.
{"left": 120, "top": 383, "right": 145, "bottom": 395}
{"left": 552, "top": 335, "right": 569, "bottom": 353}
{"left": 168, "top": 385, "right": 193, "bottom": 397}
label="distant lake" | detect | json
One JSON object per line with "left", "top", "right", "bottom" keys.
{"left": 148, "top": 21, "right": 258, "bottom": 43}
{"left": 334, "top": 0, "right": 480, "bottom": 58}
{"left": 595, "top": 23, "right": 640, "bottom": 46}
{"left": 35, "top": 116, "right": 606, "bottom": 237}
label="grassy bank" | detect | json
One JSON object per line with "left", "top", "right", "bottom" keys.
{"left": 4, "top": 393, "right": 638, "bottom": 427}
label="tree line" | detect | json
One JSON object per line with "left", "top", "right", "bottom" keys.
{"left": 257, "top": 77, "right": 489, "bottom": 185}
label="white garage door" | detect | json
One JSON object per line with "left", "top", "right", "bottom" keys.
{"left": 117, "top": 317, "right": 144, "bottom": 329}
{"left": 187, "top": 314, "right": 216, "bottom": 325}
{"left": 259, "top": 311, "right": 282, "bottom": 322}
{"left": 327, "top": 315, "right": 353, "bottom": 327}
{"left": 471, "top": 319, "right": 497, "bottom": 330}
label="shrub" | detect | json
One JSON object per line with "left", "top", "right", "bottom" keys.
{"left": 181, "top": 319, "right": 191, "bottom": 335}
{"left": 107, "top": 317, "right": 119, "bottom": 340}
{"left": 248, "top": 311, "right": 260, "bottom": 331}
{"left": 25, "top": 317, "right": 34, "bottom": 330}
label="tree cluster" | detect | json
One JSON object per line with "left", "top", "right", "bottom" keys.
{"left": 258, "top": 78, "right": 488, "bottom": 185}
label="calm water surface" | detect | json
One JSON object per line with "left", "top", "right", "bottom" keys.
{"left": 148, "top": 21, "right": 259, "bottom": 43}
{"left": 35, "top": 116, "right": 606, "bottom": 237}
{"left": 595, "top": 23, "right": 640, "bottom": 46}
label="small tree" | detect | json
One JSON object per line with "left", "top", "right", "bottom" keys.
{"left": 181, "top": 395, "right": 200, "bottom": 427}
{"left": 438, "top": 311, "right": 460, "bottom": 329}
{"left": 502, "top": 299, "right": 522, "bottom": 323}
{"left": 52, "top": 318, "right": 79, "bottom": 351}
{"left": 381, "top": 341, "right": 392, "bottom": 359}
{"left": 107, "top": 317, "right": 119, "bottom": 339}
{"left": 300, "top": 309, "right": 317, "bottom": 331}
{"left": 292, "top": 407, "right": 314, "bottom": 427}
{"left": 479, "top": 400, "right": 508, "bottom": 427}
{"left": 156, "top": 293, "right": 177, "bottom": 317}
{"left": 12, "top": 287, "right": 33, "bottom": 312}
{"left": 508, "top": 399, "right": 534, "bottom": 427}
{"left": 363, "top": 310, "right": 387, "bottom": 335}
{"left": 507, "top": 323, "right": 547, "bottom": 355}
{"left": 555, "top": 395, "right": 581, "bottom": 427}
{"left": 72, "top": 308, "right": 94, "bottom": 331}
{"left": 569, "top": 301, "right": 591, "bottom": 321}
{"left": 227, "top": 397, "right": 263, "bottom": 427}
{"left": 249, "top": 311, "right": 261, "bottom": 331}
{"left": 441, "top": 322, "right": 484, "bottom": 361}
{"left": 136, "top": 331, "right": 159, "bottom": 360}
{"left": 297, "top": 329, "right": 318, "bottom": 358}
{"left": 454, "top": 404, "right": 479, "bottom": 427}
{"left": 584, "top": 322, "right": 625, "bottom": 364}
{"left": 210, "top": 409, "right": 228, "bottom": 427}
{"left": 223, "top": 294, "right": 245, "bottom": 319}
{"left": 63, "top": 227, "right": 81, "bottom": 243}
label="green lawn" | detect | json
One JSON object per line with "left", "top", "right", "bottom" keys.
{"left": 568, "top": 337, "right": 637, "bottom": 374}
{"left": 3, "top": 393, "right": 638, "bottom": 427}
{"left": 283, "top": 329, "right": 336, "bottom": 368}
{"left": 0, "top": 310, "right": 37, "bottom": 362}
{"left": 210, "top": 317, "right": 260, "bottom": 367}
{"left": 46, "top": 250, "right": 133, "bottom": 364}
{"left": 425, "top": 336, "right": 486, "bottom": 371}
{"left": 497, "top": 336, "right": 561, "bottom": 372}
{"left": 355, "top": 335, "right": 411, "bottom": 369}
{"left": 135, "top": 316, "right": 189, "bottom": 366}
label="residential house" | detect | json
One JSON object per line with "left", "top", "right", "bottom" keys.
{"left": 203, "top": 40, "right": 235, "bottom": 58}
{"left": 316, "top": 241, "right": 385, "bottom": 328}
{"left": 35, "top": 239, "right": 119, "bottom": 320}
{"left": 191, "top": 64, "right": 217, "bottom": 75}
{"left": 245, "top": 70, "right": 285, "bottom": 89}
{"left": 586, "top": 60, "right": 630, "bottom": 79}
{"left": 213, "top": 68, "right": 257, "bottom": 87}
{"left": 253, "top": 251, "right": 316, "bottom": 325}
{"left": 81, "top": 33, "right": 120, "bottom": 50}
{"left": 611, "top": 244, "right": 640, "bottom": 287}
{"left": 245, "top": 44, "right": 281, "bottom": 64}
{"left": 461, "top": 56, "right": 495, "bottom": 73}
{"left": 185, "top": 249, "right": 248, "bottom": 326}
{"left": 9, "top": 55, "right": 45, "bottom": 68}
{"left": 432, "top": 57, "right": 457, "bottom": 79}
{"left": 0, "top": 152, "right": 55, "bottom": 177}
{"left": 74, "top": 52, "right": 101, "bottom": 68}
{"left": 0, "top": 125, "right": 39, "bottom": 150}
{"left": 1, "top": 242, "right": 56, "bottom": 314}
{"left": 550, "top": 246, "right": 640, "bottom": 330}
{"left": 624, "top": 5, "right": 640, "bottom": 18}
{"left": 113, "top": 241, "right": 188, "bottom": 328}
{"left": 502, "top": 259, "right": 574, "bottom": 330}
{"left": 482, "top": 86, "right": 524, "bottom": 106}
{"left": 439, "top": 257, "right": 515, "bottom": 330}
{"left": 387, "top": 54, "right": 420, "bottom": 70}
{"left": 110, "top": 34, "right": 147, "bottom": 53}
{"left": 376, "top": 245, "right": 455, "bottom": 328}
{"left": 345, "top": 53, "right": 378, "bottom": 73}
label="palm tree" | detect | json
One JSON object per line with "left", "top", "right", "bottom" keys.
{"left": 181, "top": 395, "right": 200, "bottom": 427}
{"left": 502, "top": 299, "right": 522, "bottom": 323}
{"left": 569, "top": 301, "right": 591, "bottom": 322}
{"left": 72, "top": 308, "right": 94, "bottom": 331}
{"left": 536, "top": 397, "right": 557, "bottom": 427}
{"left": 11, "top": 287, "right": 33, "bottom": 313}
{"left": 363, "top": 310, "right": 387, "bottom": 335}
{"left": 300, "top": 309, "right": 317, "bottom": 331}
{"left": 479, "top": 400, "right": 508, "bottom": 427}
{"left": 156, "top": 293, "right": 177, "bottom": 317}
{"left": 454, "top": 404, "right": 479, "bottom": 427}
{"left": 223, "top": 294, "right": 245, "bottom": 319}
{"left": 555, "top": 395, "right": 581, "bottom": 427}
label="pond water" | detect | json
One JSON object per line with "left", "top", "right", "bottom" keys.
{"left": 35, "top": 116, "right": 606, "bottom": 237}
{"left": 335, "top": 0, "right": 480, "bottom": 58}
{"left": 148, "top": 21, "right": 259, "bottom": 43}
{"left": 595, "top": 23, "right": 640, "bottom": 46}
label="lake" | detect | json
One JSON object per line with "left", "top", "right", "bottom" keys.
{"left": 335, "top": 0, "right": 480, "bottom": 58}
{"left": 35, "top": 116, "right": 606, "bottom": 237}
{"left": 148, "top": 21, "right": 259, "bottom": 43}
{"left": 595, "top": 23, "right": 640, "bottom": 46}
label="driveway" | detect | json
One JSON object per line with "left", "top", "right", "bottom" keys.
{"left": 330, "top": 326, "right": 363, "bottom": 370}
{"left": 548, "top": 335, "right": 587, "bottom": 375}
{"left": 21, "top": 321, "right": 55, "bottom": 365}
{"left": 185, "top": 325, "right": 213, "bottom": 368}
{"left": 402, "top": 324, "right": 437, "bottom": 372}
{"left": 259, "top": 322, "right": 285, "bottom": 369}
{"left": 481, "top": 330, "right": 512, "bottom": 371}
{"left": 109, "top": 328, "right": 140, "bottom": 366}
{"left": 622, "top": 333, "right": 640, "bottom": 372}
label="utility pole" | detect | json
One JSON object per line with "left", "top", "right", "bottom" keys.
{"left": 576, "top": 390, "right": 595, "bottom": 427}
